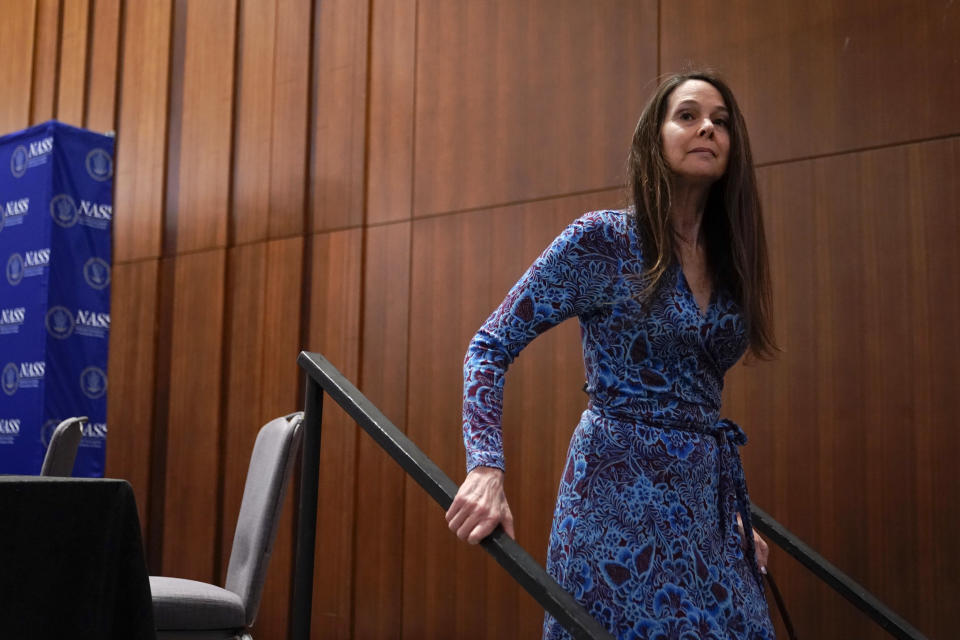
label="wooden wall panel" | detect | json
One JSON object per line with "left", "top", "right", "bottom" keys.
{"left": 0, "top": 1, "right": 36, "bottom": 134}
{"left": 106, "top": 258, "right": 159, "bottom": 532}
{"left": 660, "top": 0, "right": 960, "bottom": 166}
{"left": 904, "top": 139, "right": 960, "bottom": 639}
{"left": 220, "top": 237, "right": 305, "bottom": 639}
{"left": 354, "top": 221, "right": 411, "bottom": 639}
{"left": 403, "top": 191, "right": 621, "bottom": 639}
{"left": 160, "top": 249, "right": 227, "bottom": 581}
{"left": 366, "top": 0, "right": 416, "bottom": 224}
{"left": 404, "top": 211, "right": 488, "bottom": 640}
{"left": 253, "top": 237, "right": 306, "bottom": 640}
{"left": 113, "top": 0, "right": 171, "bottom": 262}
{"left": 413, "top": 0, "right": 655, "bottom": 217}
{"left": 307, "top": 229, "right": 363, "bottom": 639}
{"left": 55, "top": 0, "right": 89, "bottom": 126}
{"left": 267, "top": 0, "right": 311, "bottom": 239}
{"left": 166, "top": 0, "right": 236, "bottom": 254}
{"left": 30, "top": 0, "right": 60, "bottom": 125}
{"left": 232, "top": 1, "right": 278, "bottom": 245}
{"left": 311, "top": 0, "right": 369, "bottom": 232}
{"left": 85, "top": 0, "right": 121, "bottom": 132}
{"left": 220, "top": 242, "right": 268, "bottom": 573}
{"left": 232, "top": 0, "right": 310, "bottom": 245}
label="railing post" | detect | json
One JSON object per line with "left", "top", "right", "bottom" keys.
{"left": 291, "top": 377, "right": 323, "bottom": 640}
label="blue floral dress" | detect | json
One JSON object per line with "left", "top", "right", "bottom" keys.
{"left": 462, "top": 209, "right": 774, "bottom": 639}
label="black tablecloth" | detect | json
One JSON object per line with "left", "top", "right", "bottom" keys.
{"left": 0, "top": 476, "right": 155, "bottom": 639}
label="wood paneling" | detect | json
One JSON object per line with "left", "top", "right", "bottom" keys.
{"left": 661, "top": 0, "right": 960, "bottom": 166}
{"left": 267, "top": 0, "right": 311, "bottom": 239}
{"left": 404, "top": 191, "right": 621, "bottom": 639}
{"left": 307, "top": 229, "right": 363, "bottom": 639}
{"left": 160, "top": 249, "right": 227, "bottom": 581}
{"left": 354, "top": 221, "right": 411, "bottom": 639}
{"left": 30, "top": 0, "right": 60, "bottom": 125}
{"left": 113, "top": 0, "right": 172, "bottom": 262}
{"left": 85, "top": 0, "right": 121, "bottom": 132}
{"left": 366, "top": 0, "right": 416, "bottom": 224}
{"left": 232, "top": 1, "right": 279, "bottom": 244}
{"left": 106, "top": 258, "right": 159, "bottom": 532}
{"left": 232, "top": 0, "right": 310, "bottom": 245}
{"left": 165, "top": 0, "right": 236, "bottom": 254}
{"left": 254, "top": 237, "right": 306, "bottom": 639}
{"left": 220, "top": 236, "right": 305, "bottom": 638}
{"left": 311, "top": 0, "right": 369, "bottom": 232}
{"left": 413, "top": 0, "right": 656, "bottom": 217}
{"left": 0, "top": 0, "right": 36, "bottom": 133}
{"left": 56, "top": 0, "right": 89, "bottom": 126}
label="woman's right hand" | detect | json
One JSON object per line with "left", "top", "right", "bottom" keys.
{"left": 445, "top": 466, "right": 515, "bottom": 544}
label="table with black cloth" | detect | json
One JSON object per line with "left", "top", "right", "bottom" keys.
{"left": 0, "top": 476, "right": 155, "bottom": 639}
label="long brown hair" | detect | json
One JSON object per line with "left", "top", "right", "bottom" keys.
{"left": 627, "top": 70, "right": 776, "bottom": 359}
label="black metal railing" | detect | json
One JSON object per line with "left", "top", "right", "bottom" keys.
{"left": 291, "top": 350, "right": 927, "bottom": 640}
{"left": 749, "top": 506, "right": 927, "bottom": 639}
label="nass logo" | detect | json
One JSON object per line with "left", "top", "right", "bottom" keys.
{"left": 83, "top": 257, "right": 110, "bottom": 290}
{"left": 10, "top": 137, "right": 54, "bottom": 178}
{"left": 80, "top": 366, "right": 107, "bottom": 399}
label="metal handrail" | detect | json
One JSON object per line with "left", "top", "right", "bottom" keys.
{"left": 291, "top": 350, "right": 927, "bottom": 640}
{"left": 292, "top": 351, "right": 612, "bottom": 639}
{"left": 750, "top": 506, "right": 927, "bottom": 639}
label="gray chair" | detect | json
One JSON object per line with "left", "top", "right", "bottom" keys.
{"left": 150, "top": 412, "right": 304, "bottom": 640}
{"left": 40, "top": 416, "right": 87, "bottom": 476}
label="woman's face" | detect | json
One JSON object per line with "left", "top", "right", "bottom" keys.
{"left": 660, "top": 79, "right": 731, "bottom": 185}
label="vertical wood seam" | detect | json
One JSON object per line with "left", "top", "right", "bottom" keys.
{"left": 399, "top": 2, "right": 421, "bottom": 636}
{"left": 289, "top": 0, "right": 321, "bottom": 626}
{"left": 350, "top": 0, "right": 378, "bottom": 634}
{"left": 52, "top": 0, "right": 65, "bottom": 121}
{"left": 110, "top": 0, "right": 126, "bottom": 133}
{"left": 145, "top": 0, "right": 182, "bottom": 573}
{"left": 28, "top": 0, "right": 41, "bottom": 124}
{"left": 656, "top": 0, "right": 660, "bottom": 78}
{"left": 266, "top": 0, "right": 279, "bottom": 234}
{"left": 162, "top": 0, "right": 187, "bottom": 257}
{"left": 81, "top": 0, "right": 95, "bottom": 126}
{"left": 213, "top": 0, "right": 245, "bottom": 585}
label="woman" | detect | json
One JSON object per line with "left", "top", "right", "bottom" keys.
{"left": 446, "top": 70, "right": 777, "bottom": 639}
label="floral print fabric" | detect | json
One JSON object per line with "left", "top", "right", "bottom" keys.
{"left": 462, "top": 210, "right": 774, "bottom": 639}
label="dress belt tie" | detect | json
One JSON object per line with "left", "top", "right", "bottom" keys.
{"left": 715, "top": 418, "right": 764, "bottom": 589}
{"left": 587, "top": 404, "right": 765, "bottom": 589}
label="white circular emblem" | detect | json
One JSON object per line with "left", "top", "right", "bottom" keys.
{"left": 80, "top": 366, "right": 107, "bottom": 399}
{"left": 2, "top": 363, "right": 19, "bottom": 396}
{"left": 85, "top": 148, "right": 113, "bottom": 181}
{"left": 10, "top": 146, "right": 27, "bottom": 178}
{"left": 83, "top": 257, "right": 111, "bottom": 290}
{"left": 6, "top": 253, "right": 24, "bottom": 286}
{"left": 46, "top": 306, "right": 75, "bottom": 339}
{"left": 50, "top": 194, "right": 79, "bottom": 228}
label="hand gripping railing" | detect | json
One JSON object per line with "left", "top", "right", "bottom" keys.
{"left": 291, "top": 350, "right": 928, "bottom": 640}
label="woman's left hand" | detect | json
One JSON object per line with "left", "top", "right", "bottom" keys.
{"left": 737, "top": 513, "right": 768, "bottom": 574}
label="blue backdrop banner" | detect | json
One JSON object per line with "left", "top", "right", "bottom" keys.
{"left": 0, "top": 120, "right": 114, "bottom": 476}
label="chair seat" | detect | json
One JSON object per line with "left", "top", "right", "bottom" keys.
{"left": 150, "top": 576, "right": 245, "bottom": 631}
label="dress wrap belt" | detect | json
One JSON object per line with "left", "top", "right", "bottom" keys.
{"left": 587, "top": 402, "right": 764, "bottom": 589}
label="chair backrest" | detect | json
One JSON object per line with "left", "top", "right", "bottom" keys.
{"left": 40, "top": 417, "right": 86, "bottom": 476}
{"left": 224, "top": 412, "right": 304, "bottom": 627}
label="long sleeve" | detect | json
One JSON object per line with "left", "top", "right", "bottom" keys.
{"left": 462, "top": 211, "right": 619, "bottom": 472}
